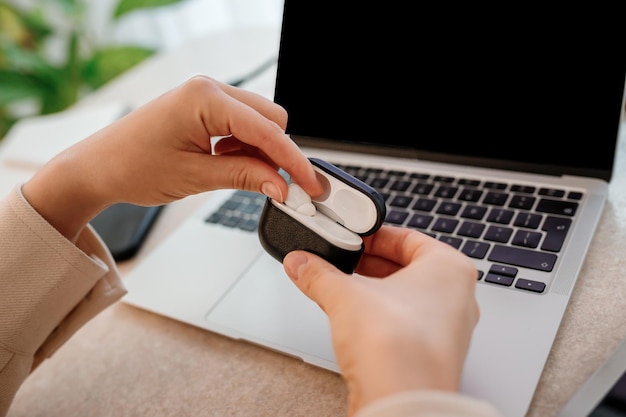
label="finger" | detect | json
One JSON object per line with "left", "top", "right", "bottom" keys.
{"left": 193, "top": 79, "right": 323, "bottom": 197}
{"left": 183, "top": 152, "right": 290, "bottom": 201}
{"left": 361, "top": 226, "right": 431, "bottom": 266}
{"left": 214, "top": 148, "right": 280, "bottom": 172}
{"left": 213, "top": 136, "right": 280, "bottom": 171}
{"left": 283, "top": 251, "right": 352, "bottom": 314}
{"left": 202, "top": 75, "right": 289, "bottom": 130}
{"left": 354, "top": 252, "right": 403, "bottom": 278}
{"left": 212, "top": 136, "right": 249, "bottom": 155}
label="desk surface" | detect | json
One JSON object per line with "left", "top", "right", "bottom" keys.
{"left": 4, "top": 27, "right": 626, "bottom": 417}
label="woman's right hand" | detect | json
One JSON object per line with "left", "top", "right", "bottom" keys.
{"left": 282, "top": 226, "right": 480, "bottom": 416}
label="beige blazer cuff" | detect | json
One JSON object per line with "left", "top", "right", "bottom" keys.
{"left": 0, "top": 185, "right": 127, "bottom": 370}
{"left": 354, "top": 390, "right": 502, "bottom": 417}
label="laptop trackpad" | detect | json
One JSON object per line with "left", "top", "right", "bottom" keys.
{"left": 205, "top": 253, "right": 338, "bottom": 371}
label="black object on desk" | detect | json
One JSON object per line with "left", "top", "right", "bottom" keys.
{"left": 90, "top": 203, "right": 164, "bottom": 261}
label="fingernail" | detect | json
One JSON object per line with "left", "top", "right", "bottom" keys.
{"left": 261, "top": 182, "right": 283, "bottom": 201}
{"left": 284, "top": 252, "right": 308, "bottom": 281}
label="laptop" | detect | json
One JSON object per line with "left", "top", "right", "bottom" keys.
{"left": 122, "top": 4, "right": 626, "bottom": 416}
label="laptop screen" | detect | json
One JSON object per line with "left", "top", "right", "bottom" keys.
{"left": 274, "top": 3, "right": 626, "bottom": 181}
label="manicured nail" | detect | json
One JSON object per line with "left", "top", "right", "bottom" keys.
{"left": 261, "top": 182, "right": 283, "bottom": 201}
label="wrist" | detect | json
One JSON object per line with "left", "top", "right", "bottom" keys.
{"left": 344, "top": 334, "right": 462, "bottom": 415}
{"left": 22, "top": 154, "right": 109, "bottom": 242}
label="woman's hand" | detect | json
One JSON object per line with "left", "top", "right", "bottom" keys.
{"left": 282, "top": 226, "right": 480, "bottom": 416}
{"left": 22, "top": 76, "right": 322, "bottom": 242}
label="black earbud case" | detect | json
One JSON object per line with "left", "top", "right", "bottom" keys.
{"left": 258, "top": 158, "right": 386, "bottom": 274}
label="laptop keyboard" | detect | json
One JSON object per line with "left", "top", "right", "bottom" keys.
{"left": 205, "top": 190, "right": 267, "bottom": 232}
{"left": 336, "top": 163, "right": 582, "bottom": 294}
{"left": 204, "top": 164, "right": 583, "bottom": 295}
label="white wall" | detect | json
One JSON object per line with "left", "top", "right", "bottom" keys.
{"left": 6, "top": 0, "right": 284, "bottom": 52}
{"left": 87, "top": 0, "right": 284, "bottom": 51}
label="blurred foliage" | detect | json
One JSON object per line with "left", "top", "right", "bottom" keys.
{"left": 0, "top": 0, "right": 185, "bottom": 139}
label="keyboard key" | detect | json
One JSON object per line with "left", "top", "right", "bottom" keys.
{"left": 483, "top": 191, "right": 509, "bottom": 206}
{"left": 206, "top": 211, "right": 225, "bottom": 224}
{"left": 434, "top": 175, "right": 455, "bottom": 183}
{"left": 370, "top": 178, "right": 389, "bottom": 189}
{"left": 410, "top": 172, "right": 430, "bottom": 180}
{"left": 366, "top": 167, "right": 383, "bottom": 175}
{"left": 536, "top": 198, "right": 578, "bottom": 216}
{"left": 539, "top": 188, "right": 565, "bottom": 198}
{"left": 390, "top": 195, "right": 413, "bottom": 208}
{"left": 407, "top": 213, "right": 433, "bottom": 229}
{"left": 431, "top": 217, "right": 459, "bottom": 234}
{"left": 514, "top": 212, "right": 542, "bottom": 229}
{"left": 223, "top": 216, "right": 241, "bottom": 228}
{"left": 485, "top": 273, "right": 515, "bottom": 286}
{"left": 512, "top": 230, "right": 542, "bottom": 248}
{"left": 484, "top": 181, "right": 508, "bottom": 190}
{"left": 457, "top": 221, "right": 485, "bottom": 238}
{"left": 568, "top": 191, "right": 583, "bottom": 200}
{"left": 488, "top": 245, "right": 557, "bottom": 272}
{"left": 461, "top": 205, "right": 487, "bottom": 220}
{"left": 436, "top": 202, "right": 462, "bottom": 216}
{"left": 413, "top": 198, "right": 437, "bottom": 212}
{"left": 434, "top": 185, "right": 458, "bottom": 199}
{"left": 509, "top": 195, "right": 536, "bottom": 210}
{"left": 239, "top": 219, "right": 260, "bottom": 232}
{"left": 390, "top": 180, "right": 412, "bottom": 191}
{"left": 515, "top": 278, "right": 546, "bottom": 293}
{"left": 439, "top": 236, "right": 462, "bottom": 249}
{"left": 459, "top": 178, "right": 481, "bottom": 187}
{"left": 385, "top": 210, "right": 409, "bottom": 225}
{"left": 461, "top": 241, "right": 490, "bottom": 259}
{"left": 489, "top": 264, "right": 518, "bottom": 276}
{"left": 486, "top": 208, "right": 514, "bottom": 224}
{"left": 511, "top": 184, "right": 536, "bottom": 194}
{"left": 458, "top": 188, "right": 483, "bottom": 202}
{"left": 541, "top": 216, "right": 572, "bottom": 252}
{"left": 411, "top": 183, "right": 434, "bottom": 195}
{"left": 484, "top": 226, "right": 513, "bottom": 243}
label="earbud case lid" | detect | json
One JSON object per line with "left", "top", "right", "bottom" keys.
{"left": 307, "top": 158, "right": 386, "bottom": 236}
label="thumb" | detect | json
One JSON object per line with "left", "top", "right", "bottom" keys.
{"left": 283, "top": 251, "right": 349, "bottom": 312}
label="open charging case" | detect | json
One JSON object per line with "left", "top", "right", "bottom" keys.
{"left": 258, "top": 158, "right": 386, "bottom": 273}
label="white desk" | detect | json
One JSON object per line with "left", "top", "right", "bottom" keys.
{"left": 3, "top": 26, "right": 626, "bottom": 417}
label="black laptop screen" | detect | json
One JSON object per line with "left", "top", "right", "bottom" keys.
{"left": 274, "top": 3, "right": 626, "bottom": 181}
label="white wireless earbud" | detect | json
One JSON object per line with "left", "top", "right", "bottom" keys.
{"left": 284, "top": 183, "right": 316, "bottom": 216}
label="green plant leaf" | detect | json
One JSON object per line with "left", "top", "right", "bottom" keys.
{"left": 0, "top": 4, "right": 30, "bottom": 44}
{"left": 0, "top": 3, "right": 54, "bottom": 47}
{"left": 113, "top": 0, "right": 185, "bottom": 20}
{"left": 82, "top": 46, "right": 155, "bottom": 90}
{"left": 40, "top": 77, "right": 80, "bottom": 114}
{"left": 54, "top": 0, "right": 84, "bottom": 19}
{"left": 0, "top": 70, "right": 50, "bottom": 106}
{"left": 2, "top": 43, "right": 54, "bottom": 73}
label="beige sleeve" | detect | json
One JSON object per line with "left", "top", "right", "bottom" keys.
{"left": 0, "top": 185, "right": 127, "bottom": 417}
{"left": 354, "top": 390, "right": 503, "bottom": 417}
